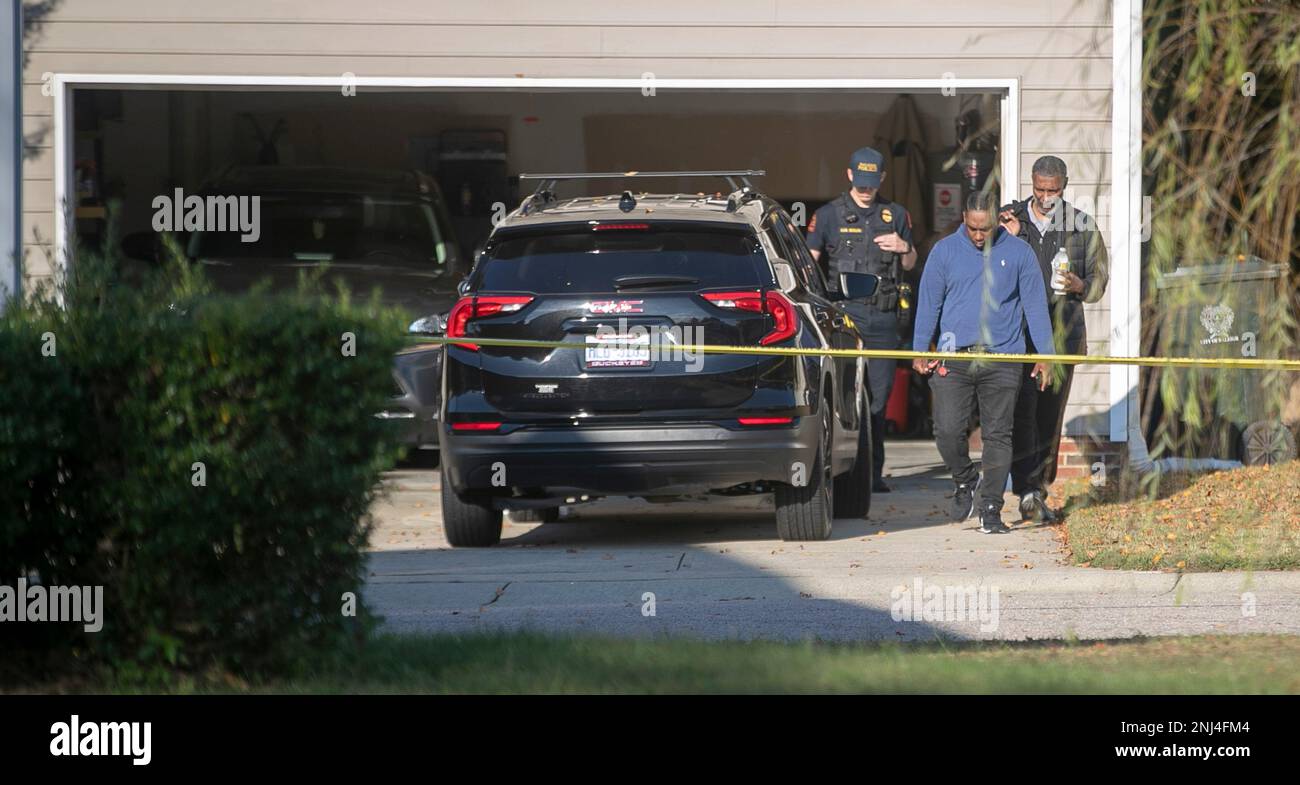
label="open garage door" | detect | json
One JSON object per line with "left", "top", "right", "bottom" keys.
{"left": 64, "top": 80, "right": 1013, "bottom": 263}
{"left": 56, "top": 77, "right": 1016, "bottom": 437}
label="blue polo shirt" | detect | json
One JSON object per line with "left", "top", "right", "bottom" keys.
{"left": 911, "top": 226, "right": 1054, "bottom": 356}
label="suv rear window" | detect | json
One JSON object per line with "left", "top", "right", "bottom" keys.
{"left": 477, "top": 226, "right": 765, "bottom": 294}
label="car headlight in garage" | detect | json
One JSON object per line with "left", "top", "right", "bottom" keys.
{"left": 408, "top": 313, "right": 447, "bottom": 335}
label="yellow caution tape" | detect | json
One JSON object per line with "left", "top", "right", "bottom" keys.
{"left": 408, "top": 335, "right": 1300, "bottom": 371}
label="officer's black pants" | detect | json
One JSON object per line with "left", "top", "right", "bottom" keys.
{"left": 841, "top": 301, "right": 899, "bottom": 483}
{"left": 930, "top": 359, "right": 1023, "bottom": 512}
{"left": 1011, "top": 361, "right": 1076, "bottom": 497}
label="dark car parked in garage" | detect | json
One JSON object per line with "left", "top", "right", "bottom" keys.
{"left": 438, "top": 171, "right": 879, "bottom": 546}
{"left": 141, "top": 165, "right": 462, "bottom": 451}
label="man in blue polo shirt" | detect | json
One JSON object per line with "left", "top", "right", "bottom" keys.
{"left": 911, "top": 192, "right": 1054, "bottom": 534}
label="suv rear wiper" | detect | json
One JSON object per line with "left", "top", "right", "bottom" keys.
{"left": 612, "top": 274, "right": 700, "bottom": 290}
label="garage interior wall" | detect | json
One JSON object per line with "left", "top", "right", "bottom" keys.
{"left": 20, "top": 0, "right": 1115, "bottom": 438}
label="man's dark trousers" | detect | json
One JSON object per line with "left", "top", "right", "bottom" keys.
{"left": 1011, "top": 346, "right": 1076, "bottom": 495}
{"left": 930, "top": 358, "right": 1023, "bottom": 511}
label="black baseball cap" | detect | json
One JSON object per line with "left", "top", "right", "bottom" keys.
{"left": 849, "top": 147, "right": 885, "bottom": 188}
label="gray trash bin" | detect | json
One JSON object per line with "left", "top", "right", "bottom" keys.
{"left": 1154, "top": 256, "right": 1297, "bottom": 465}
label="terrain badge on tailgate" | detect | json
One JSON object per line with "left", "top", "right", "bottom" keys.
{"left": 524, "top": 383, "right": 567, "bottom": 399}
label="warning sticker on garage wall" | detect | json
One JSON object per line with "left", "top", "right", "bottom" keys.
{"left": 934, "top": 183, "right": 961, "bottom": 229}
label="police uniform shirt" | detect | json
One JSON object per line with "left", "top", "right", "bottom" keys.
{"left": 805, "top": 194, "right": 913, "bottom": 281}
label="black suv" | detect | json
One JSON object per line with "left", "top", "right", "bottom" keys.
{"left": 439, "top": 171, "right": 879, "bottom": 546}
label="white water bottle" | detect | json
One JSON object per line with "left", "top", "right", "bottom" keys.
{"left": 1050, "top": 248, "right": 1070, "bottom": 298}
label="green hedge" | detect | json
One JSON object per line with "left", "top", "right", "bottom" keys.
{"left": 0, "top": 308, "right": 98, "bottom": 660}
{"left": 1, "top": 252, "right": 405, "bottom": 677}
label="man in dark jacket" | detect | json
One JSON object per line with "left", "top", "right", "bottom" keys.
{"left": 998, "top": 156, "right": 1110, "bottom": 522}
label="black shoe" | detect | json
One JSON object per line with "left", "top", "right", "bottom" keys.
{"left": 873, "top": 479, "right": 892, "bottom": 493}
{"left": 1017, "top": 492, "right": 1035, "bottom": 521}
{"left": 979, "top": 504, "right": 1010, "bottom": 534}
{"left": 951, "top": 476, "right": 981, "bottom": 521}
{"left": 1018, "top": 491, "right": 1060, "bottom": 524}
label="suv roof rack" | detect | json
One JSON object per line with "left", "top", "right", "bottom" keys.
{"left": 517, "top": 170, "right": 766, "bottom": 215}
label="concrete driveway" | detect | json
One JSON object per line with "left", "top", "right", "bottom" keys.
{"left": 364, "top": 441, "right": 1300, "bottom": 641}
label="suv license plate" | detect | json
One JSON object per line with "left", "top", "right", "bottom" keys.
{"left": 585, "top": 333, "right": 651, "bottom": 369}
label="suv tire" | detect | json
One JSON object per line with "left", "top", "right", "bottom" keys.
{"left": 775, "top": 402, "right": 834, "bottom": 541}
{"left": 833, "top": 394, "right": 874, "bottom": 520}
{"left": 442, "top": 479, "right": 503, "bottom": 547}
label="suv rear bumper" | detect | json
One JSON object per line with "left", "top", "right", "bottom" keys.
{"left": 441, "top": 419, "right": 818, "bottom": 497}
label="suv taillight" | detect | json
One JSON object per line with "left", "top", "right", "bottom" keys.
{"left": 446, "top": 295, "right": 534, "bottom": 351}
{"left": 702, "top": 290, "right": 797, "bottom": 346}
{"left": 702, "top": 290, "right": 764, "bottom": 313}
{"left": 761, "top": 291, "right": 796, "bottom": 345}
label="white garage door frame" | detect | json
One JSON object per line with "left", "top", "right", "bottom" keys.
{"left": 1111, "top": 0, "right": 1144, "bottom": 442}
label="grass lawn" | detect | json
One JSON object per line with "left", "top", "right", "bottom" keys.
{"left": 17, "top": 633, "right": 1300, "bottom": 694}
{"left": 1058, "top": 461, "right": 1300, "bottom": 571}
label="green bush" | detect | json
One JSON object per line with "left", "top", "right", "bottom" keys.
{"left": 1, "top": 248, "right": 406, "bottom": 677}
{"left": 0, "top": 309, "right": 90, "bottom": 579}
{"left": 0, "top": 306, "right": 100, "bottom": 661}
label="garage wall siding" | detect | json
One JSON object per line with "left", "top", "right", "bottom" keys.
{"left": 20, "top": 0, "right": 1115, "bottom": 435}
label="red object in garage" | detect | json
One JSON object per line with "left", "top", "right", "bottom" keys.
{"left": 885, "top": 366, "right": 911, "bottom": 434}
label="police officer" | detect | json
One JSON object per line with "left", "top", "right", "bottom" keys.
{"left": 807, "top": 147, "right": 918, "bottom": 493}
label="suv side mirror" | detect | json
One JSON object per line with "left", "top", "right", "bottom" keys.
{"left": 771, "top": 259, "right": 798, "bottom": 292}
{"left": 839, "top": 272, "right": 880, "bottom": 300}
